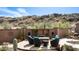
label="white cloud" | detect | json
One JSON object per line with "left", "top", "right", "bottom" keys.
{"left": 0, "top": 8, "right": 29, "bottom": 17}
{"left": 17, "top": 8, "right": 30, "bottom": 16}
{"left": 0, "top": 14, "right": 13, "bottom": 17}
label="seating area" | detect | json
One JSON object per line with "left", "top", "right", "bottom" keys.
{"left": 17, "top": 32, "right": 60, "bottom": 51}
{"left": 17, "top": 29, "right": 79, "bottom": 51}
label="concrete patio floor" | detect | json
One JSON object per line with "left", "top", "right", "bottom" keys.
{"left": 17, "top": 40, "right": 57, "bottom": 51}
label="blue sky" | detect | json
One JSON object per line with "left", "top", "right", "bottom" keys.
{"left": 0, "top": 7, "right": 79, "bottom": 17}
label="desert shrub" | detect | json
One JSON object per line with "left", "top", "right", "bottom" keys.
{"left": 61, "top": 44, "right": 73, "bottom": 51}
{"left": 0, "top": 42, "right": 9, "bottom": 51}
{"left": 16, "top": 29, "right": 25, "bottom": 42}
{"left": 1, "top": 21, "right": 12, "bottom": 29}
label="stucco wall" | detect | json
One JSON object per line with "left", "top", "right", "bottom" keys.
{"left": 0, "top": 29, "right": 69, "bottom": 43}
{"left": 0, "top": 29, "right": 20, "bottom": 43}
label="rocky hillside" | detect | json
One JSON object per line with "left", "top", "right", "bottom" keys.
{"left": 0, "top": 13, "right": 79, "bottom": 22}
{"left": 0, "top": 13, "right": 79, "bottom": 29}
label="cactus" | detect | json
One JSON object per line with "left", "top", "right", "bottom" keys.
{"left": 13, "top": 38, "right": 17, "bottom": 51}
{"left": 61, "top": 44, "right": 73, "bottom": 51}
{"left": 62, "top": 45, "right": 67, "bottom": 51}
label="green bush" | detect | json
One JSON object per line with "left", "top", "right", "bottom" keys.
{"left": 62, "top": 44, "right": 73, "bottom": 51}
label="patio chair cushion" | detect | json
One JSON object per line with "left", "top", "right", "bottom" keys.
{"left": 33, "top": 37, "right": 41, "bottom": 47}
{"left": 51, "top": 35, "right": 60, "bottom": 47}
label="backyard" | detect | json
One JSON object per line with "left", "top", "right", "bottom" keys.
{"left": 0, "top": 19, "right": 79, "bottom": 51}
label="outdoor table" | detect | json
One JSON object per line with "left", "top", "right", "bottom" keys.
{"left": 38, "top": 37, "right": 51, "bottom": 49}
{"left": 59, "top": 38, "right": 79, "bottom": 50}
{"left": 39, "top": 37, "right": 49, "bottom": 40}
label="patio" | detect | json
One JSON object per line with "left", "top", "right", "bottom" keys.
{"left": 17, "top": 40, "right": 57, "bottom": 51}
{"left": 17, "top": 38, "right": 79, "bottom": 51}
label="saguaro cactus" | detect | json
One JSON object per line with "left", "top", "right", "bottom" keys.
{"left": 13, "top": 38, "right": 17, "bottom": 51}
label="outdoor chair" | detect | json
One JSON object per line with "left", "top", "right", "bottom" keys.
{"left": 33, "top": 37, "right": 41, "bottom": 47}
{"left": 51, "top": 38, "right": 60, "bottom": 47}
{"left": 51, "top": 35, "right": 60, "bottom": 47}
{"left": 27, "top": 36, "right": 34, "bottom": 45}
